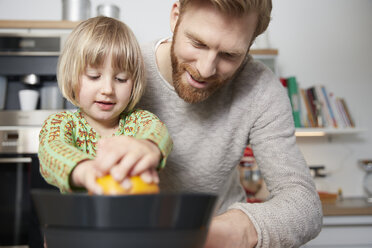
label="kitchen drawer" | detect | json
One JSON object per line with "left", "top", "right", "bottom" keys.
{"left": 302, "top": 216, "right": 372, "bottom": 248}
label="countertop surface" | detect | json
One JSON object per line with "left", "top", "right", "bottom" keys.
{"left": 322, "top": 197, "right": 372, "bottom": 216}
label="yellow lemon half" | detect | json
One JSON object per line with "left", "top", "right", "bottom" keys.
{"left": 96, "top": 175, "right": 159, "bottom": 195}
{"left": 129, "top": 175, "right": 160, "bottom": 195}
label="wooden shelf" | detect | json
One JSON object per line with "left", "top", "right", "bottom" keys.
{"left": 0, "top": 20, "right": 80, "bottom": 29}
{"left": 0, "top": 21, "right": 278, "bottom": 56}
{"left": 249, "top": 49, "right": 278, "bottom": 56}
{"left": 295, "top": 128, "right": 366, "bottom": 137}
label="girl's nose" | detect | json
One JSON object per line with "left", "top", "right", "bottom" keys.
{"left": 101, "top": 77, "right": 114, "bottom": 95}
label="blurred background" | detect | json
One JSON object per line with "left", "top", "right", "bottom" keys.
{"left": 1, "top": 1, "right": 372, "bottom": 246}
{"left": 1, "top": 0, "right": 371, "bottom": 202}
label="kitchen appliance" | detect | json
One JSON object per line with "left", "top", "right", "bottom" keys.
{"left": 0, "top": 111, "right": 58, "bottom": 247}
{"left": 97, "top": 4, "right": 120, "bottom": 19}
{"left": 62, "top": 0, "right": 91, "bottom": 21}
{"left": 0, "top": 33, "right": 64, "bottom": 111}
{"left": 40, "top": 84, "right": 64, "bottom": 110}
{"left": 0, "top": 33, "right": 61, "bottom": 56}
{"left": 32, "top": 190, "right": 217, "bottom": 248}
{"left": 359, "top": 159, "right": 372, "bottom": 203}
{"left": 0, "top": 33, "right": 63, "bottom": 247}
{"left": 0, "top": 75, "right": 6, "bottom": 110}
{"left": 19, "top": 89, "right": 39, "bottom": 111}
{"left": 21, "top": 74, "right": 40, "bottom": 86}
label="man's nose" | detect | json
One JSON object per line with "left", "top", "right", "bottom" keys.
{"left": 196, "top": 52, "right": 217, "bottom": 79}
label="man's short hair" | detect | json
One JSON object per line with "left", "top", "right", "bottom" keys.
{"left": 179, "top": 0, "right": 272, "bottom": 39}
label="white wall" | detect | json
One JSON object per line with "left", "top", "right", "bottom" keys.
{"left": 268, "top": 0, "right": 372, "bottom": 197}
{"left": 1, "top": 0, "right": 371, "bottom": 197}
{"left": 0, "top": 0, "right": 174, "bottom": 42}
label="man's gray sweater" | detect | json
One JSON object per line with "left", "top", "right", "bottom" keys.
{"left": 138, "top": 40, "right": 322, "bottom": 248}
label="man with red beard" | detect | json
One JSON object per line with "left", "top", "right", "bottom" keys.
{"left": 96, "top": 0, "right": 322, "bottom": 247}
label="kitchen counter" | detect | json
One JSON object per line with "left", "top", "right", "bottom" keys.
{"left": 305, "top": 198, "right": 372, "bottom": 247}
{"left": 322, "top": 197, "right": 372, "bottom": 216}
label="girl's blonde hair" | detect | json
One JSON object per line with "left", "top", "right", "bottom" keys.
{"left": 57, "top": 16, "right": 145, "bottom": 112}
{"left": 179, "top": 0, "right": 272, "bottom": 39}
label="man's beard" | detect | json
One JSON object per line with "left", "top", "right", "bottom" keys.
{"left": 170, "top": 38, "right": 227, "bottom": 103}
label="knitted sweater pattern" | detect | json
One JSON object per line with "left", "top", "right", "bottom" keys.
{"left": 38, "top": 109, "right": 173, "bottom": 192}
{"left": 137, "top": 40, "right": 322, "bottom": 248}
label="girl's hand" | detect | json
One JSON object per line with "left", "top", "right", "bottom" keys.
{"left": 70, "top": 159, "right": 103, "bottom": 194}
{"left": 95, "top": 136, "right": 162, "bottom": 184}
{"left": 120, "top": 169, "right": 160, "bottom": 191}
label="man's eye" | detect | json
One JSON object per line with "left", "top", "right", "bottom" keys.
{"left": 221, "top": 52, "right": 240, "bottom": 61}
{"left": 191, "top": 41, "right": 206, "bottom": 48}
{"left": 221, "top": 53, "right": 234, "bottom": 59}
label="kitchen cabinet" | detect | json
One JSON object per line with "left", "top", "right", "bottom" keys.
{"left": 302, "top": 198, "right": 372, "bottom": 248}
{"left": 302, "top": 215, "right": 372, "bottom": 248}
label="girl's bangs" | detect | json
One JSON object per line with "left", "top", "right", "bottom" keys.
{"left": 83, "top": 32, "right": 132, "bottom": 76}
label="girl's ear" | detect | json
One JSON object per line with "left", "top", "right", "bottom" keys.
{"left": 170, "top": 1, "right": 181, "bottom": 33}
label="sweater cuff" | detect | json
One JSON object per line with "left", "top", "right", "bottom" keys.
{"left": 140, "top": 136, "right": 170, "bottom": 170}
{"left": 228, "top": 203, "right": 263, "bottom": 248}
{"left": 62, "top": 155, "right": 94, "bottom": 193}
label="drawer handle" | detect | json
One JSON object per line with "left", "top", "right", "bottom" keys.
{"left": 0, "top": 157, "right": 32, "bottom": 163}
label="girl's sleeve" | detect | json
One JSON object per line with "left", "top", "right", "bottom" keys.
{"left": 131, "top": 110, "right": 173, "bottom": 169}
{"left": 38, "top": 112, "right": 93, "bottom": 192}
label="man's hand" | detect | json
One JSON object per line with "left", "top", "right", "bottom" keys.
{"left": 204, "top": 209, "right": 258, "bottom": 248}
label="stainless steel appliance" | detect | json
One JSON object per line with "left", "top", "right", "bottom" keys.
{"left": 0, "top": 111, "right": 58, "bottom": 248}
{"left": 359, "top": 159, "right": 372, "bottom": 203}
{"left": 97, "top": 4, "right": 120, "bottom": 19}
{"left": 0, "top": 33, "right": 61, "bottom": 56}
{"left": 62, "top": 0, "right": 91, "bottom": 21}
{"left": 0, "top": 33, "right": 65, "bottom": 111}
{"left": 0, "top": 32, "right": 62, "bottom": 248}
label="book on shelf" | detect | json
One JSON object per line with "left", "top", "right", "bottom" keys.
{"left": 286, "top": 77, "right": 301, "bottom": 128}
{"left": 282, "top": 78, "right": 355, "bottom": 129}
{"left": 320, "top": 86, "right": 338, "bottom": 128}
{"left": 328, "top": 92, "right": 346, "bottom": 128}
{"left": 280, "top": 77, "right": 287, "bottom": 88}
{"left": 337, "top": 97, "right": 355, "bottom": 128}
{"left": 335, "top": 98, "right": 350, "bottom": 127}
{"left": 314, "top": 85, "right": 338, "bottom": 128}
{"left": 309, "top": 86, "right": 355, "bottom": 128}
{"left": 300, "top": 88, "right": 315, "bottom": 127}
{"left": 306, "top": 86, "right": 322, "bottom": 127}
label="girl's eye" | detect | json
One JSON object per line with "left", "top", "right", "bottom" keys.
{"left": 88, "top": 75, "right": 100, "bottom": 80}
{"left": 116, "top": 77, "right": 127, "bottom": 83}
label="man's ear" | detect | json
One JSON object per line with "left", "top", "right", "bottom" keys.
{"left": 170, "top": 1, "right": 181, "bottom": 33}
